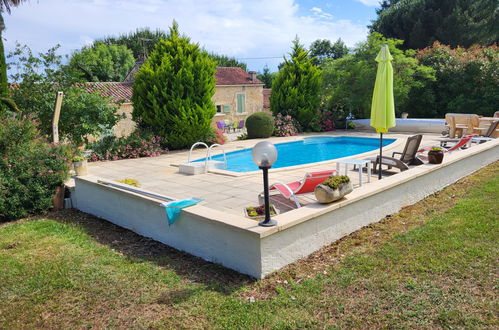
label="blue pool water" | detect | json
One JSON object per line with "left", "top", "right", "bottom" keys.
{"left": 195, "top": 136, "right": 395, "bottom": 173}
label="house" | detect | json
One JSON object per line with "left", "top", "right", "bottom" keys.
{"left": 84, "top": 67, "right": 265, "bottom": 137}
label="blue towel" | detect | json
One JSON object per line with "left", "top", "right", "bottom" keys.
{"left": 160, "top": 198, "right": 203, "bottom": 225}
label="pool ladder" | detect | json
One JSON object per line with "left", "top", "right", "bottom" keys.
{"left": 185, "top": 142, "right": 227, "bottom": 174}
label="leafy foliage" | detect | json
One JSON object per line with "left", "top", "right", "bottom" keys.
{"left": 132, "top": 22, "right": 216, "bottom": 150}
{"left": 100, "top": 27, "right": 168, "bottom": 61}
{"left": 309, "top": 38, "right": 349, "bottom": 66}
{"left": 321, "top": 33, "right": 435, "bottom": 119}
{"left": 8, "top": 44, "right": 119, "bottom": 145}
{"left": 0, "top": 115, "right": 71, "bottom": 220}
{"left": 257, "top": 65, "right": 275, "bottom": 88}
{"left": 273, "top": 113, "right": 299, "bottom": 137}
{"left": 270, "top": 38, "right": 322, "bottom": 131}
{"left": 88, "top": 133, "right": 166, "bottom": 162}
{"left": 205, "top": 52, "right": 247, "bottom": 71}
{"left": 411, "top": 42, "right": 498, "bottom": 117}
{"left": 246, "top": 112, "right": 274, "bottom": 138}
{"left": 370, "top": 0, "right": 499, "bottom": 50}
{"left": 322, "top": 175, "right": 350, "bottom": 190}
{"left": 205, "top": 129, "right": 227, "bottom": 145}
{"left": 68, "top": 43, "right": 135, "bottom": 82}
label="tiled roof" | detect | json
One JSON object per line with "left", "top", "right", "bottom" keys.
{"left": 263, "top": 88, "right": 271, "bottom": 109}
{"left": 82, "top": 82, "right": 133, "bottom": 103}
{"left": 83, "top": 67, "right": 263, "bottom": 103}
{"left": 215, "top": 67, "right": 264, "bottom": 85}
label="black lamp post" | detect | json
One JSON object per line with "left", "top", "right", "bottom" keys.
{"left": 252, "top": 141, "right": 278, "bottom": 227}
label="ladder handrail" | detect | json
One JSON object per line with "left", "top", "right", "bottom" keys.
{"left": 188, "top": 142, "right": 209, "bottom": 173}
{"left": 208, "top": 143, "right": 227, "bottom": 169}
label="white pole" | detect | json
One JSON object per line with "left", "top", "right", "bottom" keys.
{"left": 52, "top": 91, "right": 64, "bottom": 144}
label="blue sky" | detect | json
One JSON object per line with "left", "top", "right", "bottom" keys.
{"left": 4, "top": 0, "right": 381, "bottom": 73}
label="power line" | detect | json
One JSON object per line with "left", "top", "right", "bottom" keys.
{"left": 234, "top": 56, "right": 282, "bottom": 60}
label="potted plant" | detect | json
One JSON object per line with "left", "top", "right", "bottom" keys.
{"left": 347, "top": 121, "right": 356, "bottom": 129}
{"left": 244, "top": 204, "right": 278, "bottom": 221}
{"left": 428, "top": 147, "right": 444, "bottom": 164}
{"left": 314, "top": 175, "right": 353, "bottom": 203}
{"left": 73, "top": 155, "right": 88, "bottom": 176}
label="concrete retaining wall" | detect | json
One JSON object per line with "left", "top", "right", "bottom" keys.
{"left": 74, "top": 140, "right": 498, "bottom": 278}
{"left": 353, "top": 118, "right": 446, "bottom": 133}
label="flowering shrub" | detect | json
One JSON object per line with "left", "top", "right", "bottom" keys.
{"left": 88, "top": 133, "right": 167, "bottom": 162}
{"left": 320, "top": 111, "right": 336, "bottom": 131}
{"left": 206, "top": 129, "right": 227, "bottom": 145}
{"left": 0, "top": 115, "right": 71, "bottom": 220}
{"left": 274, "top": 113, "right": 299, "bottom": 137}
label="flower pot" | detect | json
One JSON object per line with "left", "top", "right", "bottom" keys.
{"left": 428, "top": 150, "right": 444, "bottom": 164}
{"left": 52, "top": 185, "right": 65, "bottom": 210}
{"left": 314, "top": 181, "right": 353, "bottom": 204}
{"left": 73, "top": 160, "right": 88, "bottom": 176}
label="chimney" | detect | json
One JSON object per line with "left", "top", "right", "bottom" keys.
{"left": 248, "top": 71, "right": 257, "bottom": 81}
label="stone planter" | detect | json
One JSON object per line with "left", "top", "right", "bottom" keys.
{"left": 73, "top": 160, "right": 88, "bottom": 176}
{"left": 428, "top": 150, "right": 444, "bottom": 164}
{"left": 314, "top": 181, "right": 353, "bottom": 204}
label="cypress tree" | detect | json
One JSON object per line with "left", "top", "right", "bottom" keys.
{"left": 131, "top": 21, "right": 216, "bottom": 149}
{"left": 270, "top": 38, "right": 322, "bottom": 131}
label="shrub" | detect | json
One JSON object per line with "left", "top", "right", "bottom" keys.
{"left": 274, "top": 113, "right": 299, "bottom": 137}
{"left": 246, "top": 112, "right": 275, "bottom": 139}
{"left": 0, "top": 115, "right": 71, "bottom": 221}
{"left": 205, "top": 129, "right": 227, "bottom": 145}
{"left": 322, "top": 175, "right": 350, "bottom": 190}
{"left": 88, "top": 133, "right": 167, "bottom": 162}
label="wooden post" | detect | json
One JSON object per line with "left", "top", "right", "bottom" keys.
{"left": 52, "top": 91, "right": 63, "bottom": 144}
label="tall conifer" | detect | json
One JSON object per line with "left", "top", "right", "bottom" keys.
{"left": 270, "top": 38, "right": 321, "bottom": 131}
{"left": 132, "top": 21, "right": 216, "bottom": 149}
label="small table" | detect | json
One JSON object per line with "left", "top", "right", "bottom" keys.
{"left": 336, "top": 159, "right": 371, "bottom": 187}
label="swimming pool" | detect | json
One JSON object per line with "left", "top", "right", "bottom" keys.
{"left": 196, "top": 136, "right": 396, "bottom": 173}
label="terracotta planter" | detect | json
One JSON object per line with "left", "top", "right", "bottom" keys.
{"left": 52, "top": 185, "right": 65, "bottom": 210}
{"left": 73, "top": 160, "right": 88, "bottom": 176}
{"left": 428, "top": 150, "right": 444, "bottom": 164}
{"left": 314, "top": 181, "right": 353, "bottom": 204}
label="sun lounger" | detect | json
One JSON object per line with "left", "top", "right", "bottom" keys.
{"left": 263, "top": 170, "right": 337, "bottom": 208}
{"left": 369, "top": 134, "right": 423, "bottom": 174}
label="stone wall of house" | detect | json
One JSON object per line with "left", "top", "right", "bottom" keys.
{"left": 212, "top": 85, "right": 264, "bottom": 128}
{"left": 109, "top": 85, "right": 265, "bottom": 137}
{"left": 113, "top": 103, "right": 136, "bottom": 138}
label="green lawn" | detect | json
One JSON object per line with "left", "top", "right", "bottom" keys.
{"left": 1, "top": 163, "right": 498, "bottom": 328}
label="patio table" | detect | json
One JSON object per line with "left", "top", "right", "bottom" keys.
{"left": 336, "top": 158, "right": 371, "bottom": 187}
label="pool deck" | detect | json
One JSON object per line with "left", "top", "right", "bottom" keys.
{"left": 83, "top": 131, "right": 445, "bottom": 217}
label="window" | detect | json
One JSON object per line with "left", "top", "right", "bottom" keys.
{"left": 236, "top": 94, "right": 246, "bottom": 114}
{"left": 216, "top": 105, "right": 223, "bottom": 113}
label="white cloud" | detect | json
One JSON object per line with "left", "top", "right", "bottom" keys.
{"left": 3, "top": 0, "right": 368, "bottom": 71}
{"left": 310, "top": 7, "right": 333, "bottom": 19}
{"left": 354, "top": 0, "right": 381, "bottom": 7}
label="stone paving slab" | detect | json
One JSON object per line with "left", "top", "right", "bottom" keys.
{"left": 86, "top": 131, "right": 445, "bottom": 216}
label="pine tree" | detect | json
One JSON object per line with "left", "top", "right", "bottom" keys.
{"left": 131, "top": 21, "right": 216, "bottom": 149}
{"left": 270, "top": 38, "right": 322, "bottom": 131}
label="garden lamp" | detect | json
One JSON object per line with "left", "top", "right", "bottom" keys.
{"left": 252, "top": 141, "right": 278, "bottom": 227}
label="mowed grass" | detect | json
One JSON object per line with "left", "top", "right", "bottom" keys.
{"left": 1, "top": 163, "right": 498, "bottom": 328}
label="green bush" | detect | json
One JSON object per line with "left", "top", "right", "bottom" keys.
{"left": 0, "top": 116, "right": 71, "bottom": 221}
{"left": 88, "top": 133, "right": 167, "bottom": 161}
{"left": 246, "top": 112, "right": 275, "bottom": 138}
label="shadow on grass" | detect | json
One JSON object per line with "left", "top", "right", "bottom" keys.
{"left": 47, "top": 209, "right": 255, "bottom": 295}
